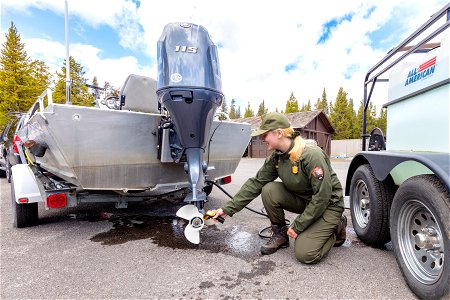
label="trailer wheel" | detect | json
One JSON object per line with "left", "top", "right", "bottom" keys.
{"left": 390, "top": 175, "right": 449, "bottom": 300}
{"left": 349, "top": 164, "right": 395, "bottom": 246}
{"left": 10, "top": 175, "right": 38, "bottom": 228}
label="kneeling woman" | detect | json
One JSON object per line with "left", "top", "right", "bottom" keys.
{"left": 213, "top": 112, "right": 347, "bottom": 264}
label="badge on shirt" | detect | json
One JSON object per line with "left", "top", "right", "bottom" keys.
{"left": 312, "top": 167, "right": 324, "bottom": 180}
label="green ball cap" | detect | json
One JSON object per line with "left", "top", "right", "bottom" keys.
{"left": 251, "top": 112, "right": 291, "bottom": 137}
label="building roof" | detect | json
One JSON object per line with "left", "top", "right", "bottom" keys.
{"left": 237, "top": 110, "right": 335, "bottom": 134}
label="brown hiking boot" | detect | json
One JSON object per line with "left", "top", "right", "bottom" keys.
{"left": 261, "top": 225, "right": 289, "bottom": 255}
{"left": 334, "top": 215, "right": 347, "bottom": 247}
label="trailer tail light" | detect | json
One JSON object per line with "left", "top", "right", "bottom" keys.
{"left": 18, "top": 198, "right": 29, "bottom": 203}
{"left": 220, "top": 176, "right": 232, "bottom": 185}
{"left": 46, "top": 193, "right": 67, "bottom": 208}
{"left": 12, "top": 135, "right": 22, "bottom": 154}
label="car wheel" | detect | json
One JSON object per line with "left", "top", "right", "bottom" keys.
{"left": 11, "top": 174, "right": 39, "bottom": 228}
{"left": 6, "top": 161, "right": 11, "bottom": 183}
{"left": 390, "top": 175, "right": 449, "bottom": 300}
{"left": 350, "top": 164, "right": 395, "bottom": 246}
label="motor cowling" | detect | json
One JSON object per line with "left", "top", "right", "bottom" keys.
{"left": 156, "top": 22, "right": 223, "bottom": 207}
{"left": 156, "top": 22, "right": 223, "bottom": 149}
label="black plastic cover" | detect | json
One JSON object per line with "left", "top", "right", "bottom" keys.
{"left": 156, "top": 22, "right": 222, "bottom": 92}
{"left": 156, "top": 22, "right": 223, "bottom": 149}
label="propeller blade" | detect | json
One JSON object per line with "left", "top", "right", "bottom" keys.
{"left": 184, "top": 225, "right": 200, "bottom": 244}
{"left": 176, "top": 204, "right": 205, "bottom": 244}
{"left": 176, "top": 204, "right": 200, "bottom": 221}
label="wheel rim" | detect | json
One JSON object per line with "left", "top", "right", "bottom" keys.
{"left": 397, "top": 199, "right": 444, "bottom": 285}
{"left": 352, "top": 179, "right": 370, "bottom": 229}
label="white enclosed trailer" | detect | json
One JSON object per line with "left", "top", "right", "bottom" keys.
{"left": 345, "top": 4, "right": 449, "bottom": 300}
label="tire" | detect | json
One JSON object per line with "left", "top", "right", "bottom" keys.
{"left": 6, "top": 161, "right": 11, "bottom": 183}
{"left": 10, "top": 175, "right": 38, "bottom": 228}
{"left": 349, "top": 164, "right": 395, "bottom": 246}
{"left": 390, "top": 175, "right": 449, "bottom": 300}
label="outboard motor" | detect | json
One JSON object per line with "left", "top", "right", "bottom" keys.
{"left": 156, "top": 22, "right": 223, "bottom": 210}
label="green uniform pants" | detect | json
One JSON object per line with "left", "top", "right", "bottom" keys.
{"left": 261, "top": 182, "right": 343, "bottom": 264}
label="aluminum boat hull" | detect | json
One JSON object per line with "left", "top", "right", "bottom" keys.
{"left": 21, "top": 104, "right": 251, "bottom": 191}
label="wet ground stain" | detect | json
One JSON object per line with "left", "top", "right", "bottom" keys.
{"left": 63, "top": 205, "right": 395, "bottom": 297}
{"left": 344, "top": 227, "right": 393, "bottom": 250}
{"left": 82, "top": 211, "right": 262, "bottom": 261}
{"left": 197, "top": 260, "right": 276, "bottom": 296}
{"left": 54, "top": 200, "right": 390, "bottom": 265}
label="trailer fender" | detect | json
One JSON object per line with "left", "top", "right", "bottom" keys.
{"left": 11, "top": 164, "right": 43, "bottom": 203}
{"left": 345, "top": 152, "right": 450, "bottom": 196}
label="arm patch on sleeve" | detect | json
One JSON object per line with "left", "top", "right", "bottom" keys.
{"left": 312, "top": 167, "right": 324, "bottom": 180}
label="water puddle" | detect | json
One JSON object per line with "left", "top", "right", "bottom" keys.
{"left": 343, "top": 227, "right": 393, "bottom": 250}
{"left": 82, "top": 211, "right": 261, "bottom": 260}
{"left": 62, "top": 202, "right": 391, "bottom": 262}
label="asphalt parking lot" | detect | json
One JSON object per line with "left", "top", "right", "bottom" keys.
{"left": 0, "top": 158, "right": 419, "bottom": 299}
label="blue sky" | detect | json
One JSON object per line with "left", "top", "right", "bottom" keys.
{"left": 1, "top": 0, "right": 448, "bottom": 112}
{"left": 2, "top": 4, "right": 147, "bottom": 62}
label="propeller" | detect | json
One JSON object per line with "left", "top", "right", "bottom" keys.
{"left": 176, "top": 204, "right": 205, "bottom": 244}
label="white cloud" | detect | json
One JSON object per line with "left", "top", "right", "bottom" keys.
{"left": 23, "top": 38, "right": 150, "bottom": 90}
{"left": 134, "top": 0, "right": 449, "bottom": 112}
{"left": 3, "top": 0, "right": 449, "bottom": 113}
{"left": 2, "top": 0, "right": 145, "bottom": 51}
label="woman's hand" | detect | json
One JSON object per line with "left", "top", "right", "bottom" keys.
{"left": 287, "top": 227, "right": 298, "bottom": 239}
{"left": 212, "top": 208, "right": 228, "bottom": 222}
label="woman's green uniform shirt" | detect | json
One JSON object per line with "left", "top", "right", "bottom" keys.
{"left": 222, "top": 140, "right": 344, "bottom": 233}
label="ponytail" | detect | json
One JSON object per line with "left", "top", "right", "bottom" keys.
{"left": 280, "top": 128, "right": 306, "bottom": 164}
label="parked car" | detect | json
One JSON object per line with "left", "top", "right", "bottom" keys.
{"left": 0, "top": 114, "right": 28, "bottom": 182}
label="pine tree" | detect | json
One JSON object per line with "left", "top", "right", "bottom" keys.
{"left": 330, "top": 87, "right": 355, "bottom": 139}
{"left": 0, "top": 22, "right": 51, "bottom": 127}
{"left": 29, "top": 59, "right": 51, "bottom": 106}
{"left": 321, "top": 88, "right": 329, "bottom": 114}
{"left": 244, "top": 102, "right": 254, "bottom": 118}
{"left": 300, "top": 103, "right": 306, "bottom": 112}
{"left": 229, "top": 99, "right": 237, "bottom": 119}
{"left": 348, "top": 97, "right": 357, "bottom": 138}
{"left": 354, "top": 102, "right": 364, "bottom": 139}
{"left": 220, "top": 98, "right": 227, "bottom": 113}
{"left": 285, "top": 92, "right": 299, "bottom": 113}
{"left": 314, "top": 98, "right": 321, "bottom": 110}
{"left": 219, "top": 98, "right": 228, "bottom": 120}
{"left": 378, "top": 107, "right": 387, "bottom": 135}
{"left": 236, "top": 106, "right": 242, "bottom": 118}
{"left": 90, "top": 76, "right": 100, "bottom": 99}
{"left": 53, "top": 56, "right": 94, "bottom": 106}
{"left": 355, "top": 100, "right": 377, "bottom": 139}
{"left": 257, "top": 100, "right": 268, "bottom": 116}
{"left": 314, "top": 88, "right": 329, "bottom": 114}
{"left": 305, "top": 99, "right": 311, "bottom": 111}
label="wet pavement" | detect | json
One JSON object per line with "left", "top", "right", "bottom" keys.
{"left": 0, "top": 158, "right": 418, "bottom": 299}
{"left": 74, "top": 208, "right": 369, "bottom": 255}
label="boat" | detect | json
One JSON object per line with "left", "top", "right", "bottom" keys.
{"left": 11, "top": 22, "right": 251, "bottom": 244}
